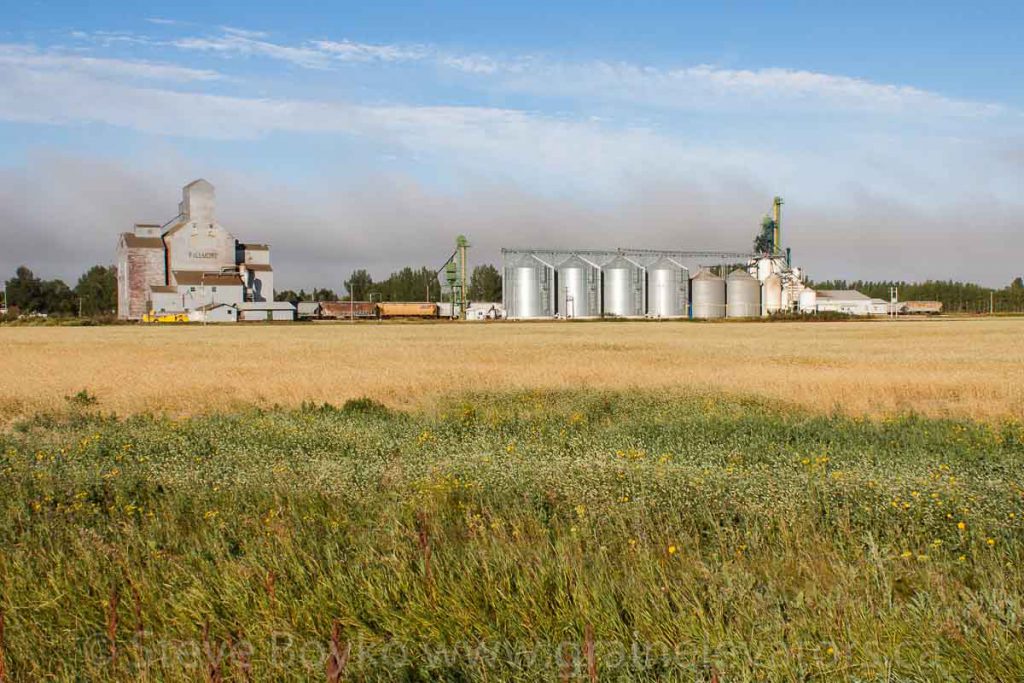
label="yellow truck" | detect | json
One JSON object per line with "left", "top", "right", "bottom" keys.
{"left": 141, "top": 310, "right": 189, "bottom": 323}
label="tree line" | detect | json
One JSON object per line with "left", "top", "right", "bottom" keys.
{"left": 809, "top": 277, "right": 1024, "bottom": 313}
{"left": 2, "top": 265, "right": 116, "bottom": 317}
{"left": 275, "top": 264, "right": 502, "bottom": 305}
{"left": 1, "top": 262, "right": 503, "bottom": 318}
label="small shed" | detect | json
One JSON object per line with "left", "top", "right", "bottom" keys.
{"left": 189, "top": 303, "right": 238, "bottom": 323}
{"left": 238, "top": 301, "right": 295, "bottom": 322}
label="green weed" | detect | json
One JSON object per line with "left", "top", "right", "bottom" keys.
{"left": 0, "top": 391, "right": 1022, "bottom": 680}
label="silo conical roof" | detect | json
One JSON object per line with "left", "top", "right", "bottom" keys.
{"left": 693, "top": 268, "right": 723, "bottom": 281}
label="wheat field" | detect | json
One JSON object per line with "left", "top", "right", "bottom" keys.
{"left": 2, "top": 317, "right": 1022, "bottom": 421}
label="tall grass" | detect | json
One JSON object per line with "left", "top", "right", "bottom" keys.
{"left": 1, "top": 391, "right": 1023, "bottom": 680}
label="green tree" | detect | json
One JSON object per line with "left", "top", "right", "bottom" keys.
{"left": 345, "top": 269, "right": 374, "bottom": 301}
{"left": 41, "top": 279, "right": 76, "bottom": 315}
{"left": 313, "top": 287, "right": 339, "bottom": 301}
{"left": 5, "top": 266, "right": 43, "bottom": 312}
{"left": 468, "top": 264, "right": 502, "bottom": 302}
{"left": 5, "top": 266, "right": 79, "bottom": 315}
{"left": 74, "top": 265, "right": 117, "bottom": 316}
{"left": 368, "top": 266, "right": 441, "bottom": 302}
{"left": 275, "top": 289, "right": 301, "bottom": 304}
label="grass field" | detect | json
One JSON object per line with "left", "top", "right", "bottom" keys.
{"left": 1, "top": 317, "right": 1023, "bottom": 421}
{"left": 1, "top": 319, "right": 1023, "bottom": 680}
{"left": 2, "top": 391, "right": 1023, "bottom": 680}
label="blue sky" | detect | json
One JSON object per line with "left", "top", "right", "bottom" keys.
{"left": 1, "top": 1, "right": 1022, "bottom": 287}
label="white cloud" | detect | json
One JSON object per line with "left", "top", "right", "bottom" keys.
{"left": 311, "top": 39, "right": 430, "bottom": 63}
{"left": 60, "top": 25, "right": 1014, "bottom": 120}
{"left": 221, "top": 26, "right": 269, "bottom": 39}
{"left": 146, "top": 18, "right": 187, "bottom": 26}
{"left": 489, "top": 60, "right": 1008, "bottom": 119}
{"left": 170, "top": 34, "right": 331, "bottom": 69}
{"left": 1, "top": 55, "right": 762, "bottom": 203}
{"left": 158, "top": 29, "right": 1009, "bottom": 118}
{"left": 0, "top": 43, "right": 222, "bottom": 82}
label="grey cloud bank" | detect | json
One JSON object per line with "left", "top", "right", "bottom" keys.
{"left": 1, "top": 153, "right": 1020, "bottom": 290}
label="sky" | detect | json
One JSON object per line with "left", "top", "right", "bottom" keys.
{"left": 1, "top": 1, "right": 1022, "bottom": 289}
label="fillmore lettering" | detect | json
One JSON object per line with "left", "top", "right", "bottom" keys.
{"left": 189, "top": 250, "right": 218, "bottom": 259}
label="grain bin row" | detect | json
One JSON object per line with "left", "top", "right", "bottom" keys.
{"left": 505, "top": 258, "right": 766, "bottom": 319}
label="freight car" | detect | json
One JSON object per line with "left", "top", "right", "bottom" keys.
{"left": 375, "top": 302, "right": 439, "bottom": 319}
{"left": 320, "top": 301, "right": 377, "bottom": 320}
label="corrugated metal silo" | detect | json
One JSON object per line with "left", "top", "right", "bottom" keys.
{"left": 602, "top": 256, "right": 643, "bottom": 317}
{"left": 504, "top": 255, "right": 553, "bottom": 318}
{"left": 799, "top": 288, "right": 817, "bottom": 313}
{"left": 726, "top": 269, "right": 761, "bottom": 317}
{"left": 763, "top": 273, "right": 783, "bottom": 314}
{"left": 690, "top": 268, "right": 725, "bottom": 319}
{"left": 557, "top": 255, "right": 599, "bottom": 318}
{"left": 647, "top": 257, "right": 688, "bottom": 318}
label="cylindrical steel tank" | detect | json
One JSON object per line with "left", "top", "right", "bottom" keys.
{"left": 763, "top": 273, "right": 783, "bottom": 314}
{"left": 690, "top": 268, "right": 725, "bottom": 319}
{"left": 726, "top": 269, "right": 761, "bottom": 317}
{"left": 602, "top": 257, "right": 640, "bottom": 317}
{"left": 799, "top": 288, "right": 817, "bottom": 313}
{"left": 512, "top": 266, "right": 540, "bottom": 318}
{"left": 648, "top": 258, "right": 687, "bottom": 318}
{"left": 557, "top": 257, "right": 595, "bottom": 318}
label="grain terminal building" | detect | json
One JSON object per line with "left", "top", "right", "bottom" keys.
{"left": 116, "top": 180, "right": 281, "bottom": 320}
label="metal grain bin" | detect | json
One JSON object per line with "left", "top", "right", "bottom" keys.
{"left": 602, "top": 256, "right": 643, "bottom": 317}
{"left": 512, "top": 266, "right": 541, "bottom": 318}
{"left": 763, "top": 273, "right": 783, "bottom": 315}
{"left": 647, "top": 257, "right": 688, "bottom": 318}
{"left": 557, "top": 255, "right": 599, "bottom": 318}
{"left": 504, "top": 254, "right": 553, "bottom": 318}
{"left": 690, "top": 268, "right": 725, "bottom": 319}
{"left": 798, "top": 288, "right": 817, "bottom": 313}
{"left": 726, "top": 269, "right": 761, "bottom": 317}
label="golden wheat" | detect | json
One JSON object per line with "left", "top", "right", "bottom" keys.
{"left": 2, "top": 318, "right": 1022, "bottom": 421}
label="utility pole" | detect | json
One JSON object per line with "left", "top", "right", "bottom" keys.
{"left": 991, "top": 291, "right": 994, "bottom": 315}
{"left": 346, "top": 280, "right": 353, "bottom": 322}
